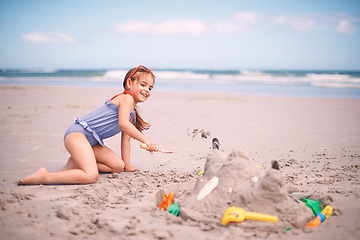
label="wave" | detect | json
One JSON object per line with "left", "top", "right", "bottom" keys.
{"left": 101, "top": 70, "right": 210, "bottom": 81}
{"left": 1, "top": 68, "right": 360, "bottom": 89}
{"left": 102, "top": 70, "right": 128, "bottom": 80}
{"left": 57, "top": 69, "right": 360, "bottom": 89}
{"left": 311, "top": 82, "right": 360, "bottom": 88}
{"left": 153, "top": 70, "right": 360, "bottom": 88}
{"left": 1, "top": 68, "right": 58, "bottom": 73}
{"left": 305, "top": 73, "right": 360, "bottom": 88}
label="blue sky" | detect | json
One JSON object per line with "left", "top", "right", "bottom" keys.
{"left": 1, "top": 0, "right": 359, "bottom": 70}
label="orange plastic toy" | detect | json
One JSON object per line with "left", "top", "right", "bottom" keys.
{"left": 306, "top": 205, "right": 333, "bottom": 228}
{"left": 306, "top": 215, "right": 322, "bottom": 228}
{"left": 159, "top": 191, "right": 174, "bottom": 211}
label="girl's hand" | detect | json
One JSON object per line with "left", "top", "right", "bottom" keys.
{"left": 124, "top": 166, "right": 140, "bottom": 172}
{"left": 143, "top": 141, "right": 159, "bottom": 154}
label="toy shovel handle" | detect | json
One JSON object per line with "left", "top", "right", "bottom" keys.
{"left": 140, "top": 143, "right": 175, "bottom": 153}
{"left": 140, "top": 143, "right": 149, "bottom": 149}
{"left": 245, "top": 212, "right": 279, "bottom": 222}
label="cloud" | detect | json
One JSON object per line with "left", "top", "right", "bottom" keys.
{"left": 114, "top": 12, "right": 259, "bottom": 36}
{"left": 22, "top": 31, "right": 74, "bottom": 43}
{"left": 212, "top": 12, "right": 260, "bottom": 34}
{"left": 273, "top": 14, "right": 326, "bottom": 31}
{"left": 233, "top": 12, "right": 259, "bottom": 24}
{"left": 336, "top": 19, "right": 357, "bottom": 35}
{"left": 273, "top": 13, "right": 359, "bottom": 35}
{"left": 114, "top": 20, "right": 209, "bottom": 36}
{"left": 113, "top": 12, "right": 359, "bottom": 36}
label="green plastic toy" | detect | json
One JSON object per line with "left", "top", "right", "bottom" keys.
{"left": 302, "top": 198, "right": 321, "bottom": 216}
{"left": 167, "top": 202, "right": 180, "bottom": 216}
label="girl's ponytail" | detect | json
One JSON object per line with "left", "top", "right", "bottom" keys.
{"left": 134, "top": 108, "right": 150, "bottom": 132}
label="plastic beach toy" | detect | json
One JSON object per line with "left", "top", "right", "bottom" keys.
{"left": 221, "top": 207, "right": 279, "bottom": 226}
{"left": 140, "top": 143, "right": 176, "bottom": 153}
{"left": 197, "top": 176, "right": 219, "bottom": 200}
{"left": 321, "top": 205, "right": 333, "bottom": 220}
{"left": 167, "top": 202, "right": 180, "bottom": 216}
{"left": 290, "top": 192, "right": 310, "bottom": 200}
{"left": 302, "top": 198, "right": 321, "bottom": 216}
{"left": 159, "top": 191, "right": 174, "bottom": 211}
{"left": 306, "top": 205, "right": 333, "bottom": 228}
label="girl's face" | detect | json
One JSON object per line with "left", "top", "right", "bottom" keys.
{"left": 128, "top": 74, "right": 154, "bottom": 103}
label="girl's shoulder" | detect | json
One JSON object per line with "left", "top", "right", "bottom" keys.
{"left": 111, "top": 93, "right": 134, "bottom": 108}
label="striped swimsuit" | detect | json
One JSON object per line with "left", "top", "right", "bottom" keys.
{"left": 64, "top": 91, "right": 136, "bottom": 147}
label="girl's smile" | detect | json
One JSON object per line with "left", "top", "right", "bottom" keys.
{"left": 129, "top": 74, "right": 154, "bottom": 103}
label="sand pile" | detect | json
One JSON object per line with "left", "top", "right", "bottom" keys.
{"left": 178, "top": 149, "right": 314, "bottom": 231}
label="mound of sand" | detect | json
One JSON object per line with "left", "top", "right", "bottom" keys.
{"left": 178, "top": 149, "right": 314, "bottom": 231}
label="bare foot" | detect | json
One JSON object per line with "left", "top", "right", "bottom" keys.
{"left": 18, "top": 167, "right": 48, "bottom": 185}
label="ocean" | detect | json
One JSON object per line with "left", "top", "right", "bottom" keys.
{"left": 1, "top": 68, "right": 360, "bottom": 98}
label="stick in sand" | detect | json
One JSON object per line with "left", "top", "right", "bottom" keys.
{"left": 140, "top": 143, "right": 176, "bottom": 153}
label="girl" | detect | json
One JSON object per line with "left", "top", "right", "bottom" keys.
{"left": 18, "top": 65, "right": 159, "bottom": 185}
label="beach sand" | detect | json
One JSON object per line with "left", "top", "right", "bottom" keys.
{"left": 0, "top": 85, "right": 359, "bottom": 239}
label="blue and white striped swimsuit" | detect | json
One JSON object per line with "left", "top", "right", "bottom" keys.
{"left": 64, "top": 99, "right": 136, "bottom": 147}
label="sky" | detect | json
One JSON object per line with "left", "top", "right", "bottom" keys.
{"left": 0, "top": 0, "right": 360, "bottom": 70}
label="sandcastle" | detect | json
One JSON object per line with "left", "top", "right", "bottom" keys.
{"left": 178, "top": 148, "right": 314, "bottom": 230}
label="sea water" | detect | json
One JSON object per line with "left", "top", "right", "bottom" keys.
{"left": 1, "top": 68, "right": 360, "bottom": 98}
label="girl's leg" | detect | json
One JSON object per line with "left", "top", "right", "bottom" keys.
{"left": 61, "top": 156, "right": 80, "bottom": 171}
{"left": 18, "top": 133, "right": 99, "bottom": 185}
{"left": 62, "top": 145, "right": 124, "bottom": 173}
{"left": 92, "top": 145, "right": 124, "bottom": 173}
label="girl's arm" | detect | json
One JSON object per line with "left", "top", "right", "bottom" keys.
{"left": 121, "top": 132, "right": 140, "bottom": 172}
{"left": 117, "top": 94, "right": 158, "bottom": 152}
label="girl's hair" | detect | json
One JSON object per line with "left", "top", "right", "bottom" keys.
{"left": 123, "top": 67, "right": 155, "bottom": 132}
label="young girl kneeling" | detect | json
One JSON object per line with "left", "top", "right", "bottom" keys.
{"left": 18, "top": 65, "right": 158, "bottom": 185}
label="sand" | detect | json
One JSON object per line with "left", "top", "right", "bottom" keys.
{"left": 0, "top": 85, "right": 359, "bottom": 240}
{"left": 179, "top": 149, "right": 314, "bottom": 230}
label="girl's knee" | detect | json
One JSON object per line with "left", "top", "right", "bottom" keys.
{"left": 112, "top": 161, "right": 125, "bottom": 173}
{"left": 84, "top": 171, "right": 99, "bottom": 183}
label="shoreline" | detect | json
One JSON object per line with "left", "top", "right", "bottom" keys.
{"left": 0, "top": 84, "right": 359, "bottom": 239}
{"left": 1, "top": 81, "right": 359, "bottom": 99}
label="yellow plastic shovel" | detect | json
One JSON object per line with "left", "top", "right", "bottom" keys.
{"left": 221, "top": 207, "right": 279, "bottom": 226}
